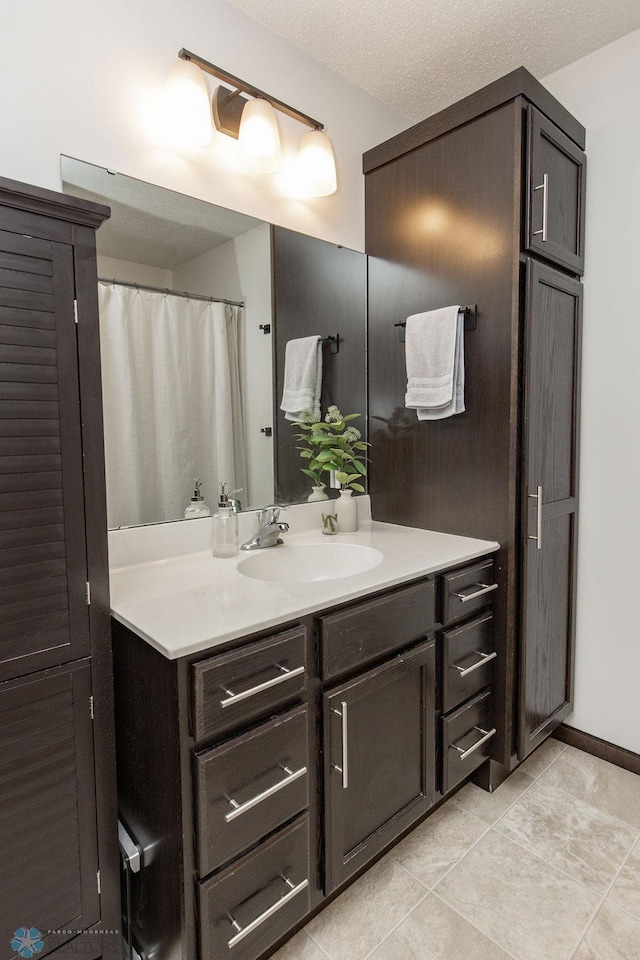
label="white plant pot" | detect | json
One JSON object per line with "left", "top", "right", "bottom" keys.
{"left": 335, "top": 489, "right": 357, "bottom": 532}
{"left": 307, "top": 485, "right": 329, "bottom": 502}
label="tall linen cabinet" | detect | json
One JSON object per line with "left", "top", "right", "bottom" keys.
{"left": 364, "top": 68, "right": 585, "bottom": 778}
{"left": 0, "top": 178, "right": 120, "bottom": 957}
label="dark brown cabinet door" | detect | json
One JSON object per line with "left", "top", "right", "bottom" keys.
{"left": 0, "top": 661, "right": 99, "bottom": 958}
{"left": 0, "top": 229, "right": 90, "bottom": 680}
{"left": 526, "top": 105, "right": 586, "bottom": 275}
{"left": 519, "top": 260, "right": 582, "bottom": 758}
{"left": 323, "top": 640, "right": 435, "bottom": 892}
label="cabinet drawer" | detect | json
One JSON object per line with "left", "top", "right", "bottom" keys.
{"left": 442, "top": 612, "right": 495, "bottom": 713}
{"left": 442, "top": 689, "right": 494, "bottom": 794}
{"left": 319, "top": 579, "right": 435, "bottom": 680}
{"left": 199, "top": 814, "right": 310, "bottom": 960}
{"left": 195, "top": 705, "right": 309, "bottom": 876}
{"left": 440, "top": 558, "right": 496, "bottom": 625}
{"left": 192, "top": 626, "right": 308, "bottom": 742}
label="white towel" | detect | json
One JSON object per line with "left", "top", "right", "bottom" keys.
{"left": 404, "top": 306, "right": 465, "bottom": 420}
{"left": 280, "top": 335, "right": 323, "bottom": 422}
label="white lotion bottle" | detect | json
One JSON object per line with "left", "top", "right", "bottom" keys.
{"left": 211, "top": 482, "right": 239, "bottom": 558}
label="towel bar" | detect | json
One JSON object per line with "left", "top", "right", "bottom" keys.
{"left": 394, "top": 306, "right": 477, "bottom": 343}
{"left": 320, "top": 334, "right": 340, "bottom": 354}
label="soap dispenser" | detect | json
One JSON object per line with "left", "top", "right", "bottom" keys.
{"left": 184, "top": 479, "right": 211, "bottom": 519}
{"left": 212, "top": 482, "right": 239, "bottom": 558}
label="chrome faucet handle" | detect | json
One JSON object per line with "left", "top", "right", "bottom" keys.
{"left": 260, "top": 504, "right": 288, "bottom": 525}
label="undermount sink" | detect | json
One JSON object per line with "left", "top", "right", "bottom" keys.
{"left": 237, "top": 542, "right": 383, "bottom": 583}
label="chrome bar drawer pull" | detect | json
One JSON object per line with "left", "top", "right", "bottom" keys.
{"left": 331, "top": 701, "right": 349, "bottom": 789}
{"left": 219, "top": 664, "right": 305, "bottom": 707}
{"left": 453, "top": 650, "right": 498, "bottom": 678}
{"left": 453, "top": 582, "right": 498, "bottom": 603}
{"left": 528, "top": 485, "right": 543, "bottom": 551}
{"left": 224, "top": 764, "right": 308, "bottom": 822}
{"left": 226, "top": 876, "right": 309, "bottom": 948}
{"left": 453, "top": 726, "right": 497, "bottom": 762}
{"left": 533, "top": 173, "right": 548, "bottom": 241}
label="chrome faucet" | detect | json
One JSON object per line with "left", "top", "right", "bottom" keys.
{"left": 240, "top": 505, "right": 289, "bottom": 550}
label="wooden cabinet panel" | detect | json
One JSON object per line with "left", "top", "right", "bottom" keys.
{"left": 442, "top": 688, "right": 494, "bottom": 793}
{"left": 319, "top": 579, "right": 435, "bottom": 680}
{"left": 442, "top": 612, "right": 494, "bottom": 713}
{"left": 520, "top": 515, "right": 574, "bottom": 755}
{"left": 199, "top": 815, "right": 310, "bottom": 960}
{"left": 195, "top": 705, "right": 309, "bottom": 876}
{"left": 0, "top": 662, "right": 99, "bottom": 957}
{"left": 0, "top": 233, "right": 90, "bottom": 680}
{"left": 526, "top": 105, "right": 586, "bottom": 275}
{"left": 323, "top": 640, "right": 435, "bottom": 892}
{"left": 192, "top": 626, "right": 308, "bottom": 741}
{"left": 519, "top": 261, "right": 582, "bottom": 758}
{"left": 0, "top": 178, "right": 120, "bottom": 958}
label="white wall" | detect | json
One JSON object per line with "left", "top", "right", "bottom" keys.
{"left": 97, "top": 256, "right": 173, "bottom": 289}
{"left": 0, "top": 0, "right": 407, "bottom": 251}
{"left": 173, "top": 224, "right": 274, "bottom": 508}
{"left": 544, "top": 29, "right": 640, "bottom": 753}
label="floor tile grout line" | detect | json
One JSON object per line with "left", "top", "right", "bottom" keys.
{"left": 536, "top": 772, "right": 640, "bottom": 833}
{"left": 491, "top": 777, "right": 640, "bottom": 890}
{"left": 389, "top": 815, "right": 493, "bottom": 892}
{"left": 360, "top": 889, "right": 431, "bottom": 960}
{"left": 599, "top": 832, "right": 640, "bottom": 914}
{"left": 430, "top": 889, "right": 520, "bottom": 960}
{"left": 563, "top": 885, "right": 608, "bottom": 960}
{"left": 304, "top": 860, "right": 431, "bottom": 960}
{"left": 483, "top": 822, "right": 620, "bottom": 900}
{"left": 433, "top": 838, "right": 608, "bottom": 960}
{"left": 450, "top": 766, "right": 540, "bottom": 828}
{"left": 299, "top": 928, "right": 334, "bottom": 960}
{"left": 602, "top": 895, "right": 640, "bottom": 925}
{"left": 303, "top": 925, "right": 336, "bottom": 958}
{"left": 296, "top": 741, "right": 640, "bottom": 960}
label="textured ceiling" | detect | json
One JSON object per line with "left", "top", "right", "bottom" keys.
{"left": 226, "top": 0, "right": 640, "bottom": 121}
{"left": 61, "top": 157, "right": 263, "bottom": 269}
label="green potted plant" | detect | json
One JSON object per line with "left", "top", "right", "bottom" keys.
{"left": 292, "top": 409, "right": 331, "bottom": 501}
{"left": 292, "top": 405, "right": 370, "bottom": 529}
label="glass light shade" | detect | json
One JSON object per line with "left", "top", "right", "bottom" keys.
{"left": 298, "top": 129, "right": 337, "bottom": 197}
{"left": 238, "top": 99, "right": 281, "bottom": 174}
{"left": 164, "top": 59, "right": 212, "bottom": 149}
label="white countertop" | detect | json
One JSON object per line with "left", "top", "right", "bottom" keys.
{"left": 110, "top": 512, "right": 499, "bottom": 660}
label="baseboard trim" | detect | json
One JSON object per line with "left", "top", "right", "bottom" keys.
{"left": 553, "top": 724, "right": 640, "bottom": 776}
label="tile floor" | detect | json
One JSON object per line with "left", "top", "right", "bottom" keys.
{"left": 273, "top": 740, "right": 640, "bottom": 960}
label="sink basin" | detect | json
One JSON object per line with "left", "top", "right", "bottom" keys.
{"left": 237, "top": 543, "right": 383, "bottom": 583}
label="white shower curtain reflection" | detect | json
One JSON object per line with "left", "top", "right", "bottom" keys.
{"left": 98, "top": 283, "right": 247, "bottom": 527}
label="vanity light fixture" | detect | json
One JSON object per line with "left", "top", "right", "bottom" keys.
{"left": 164, "top": 58, "right": 213, "bottom": 148}
{"left": 237, "top": 97, "right": 281, "bottom": 175}
{"left": 174, "top": 49, "right": 338, "bottom": 196}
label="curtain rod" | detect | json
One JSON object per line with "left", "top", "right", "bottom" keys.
{"left": 98, "top": 277, "right": 245, "bottom": 308}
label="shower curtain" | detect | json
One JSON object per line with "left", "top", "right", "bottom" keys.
{"left": 98, "top": 282, "right": 247, "bottom": 528}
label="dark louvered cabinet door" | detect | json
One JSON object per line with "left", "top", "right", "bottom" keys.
{"left": 0, "top": 661, "right": 99, "bottom": 958}
{"left": 519, "top": 261, "right": 582, "bottom": 758}
{"left": 0, "top": 229, "right": 89, "bottom": 680}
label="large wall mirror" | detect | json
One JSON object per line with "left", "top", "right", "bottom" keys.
{"left": 61, "top": 157, "right": 367, "bottom": 529}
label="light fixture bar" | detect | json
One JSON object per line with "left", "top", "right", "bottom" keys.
{"left": 179, "top": 48, "right": 323, "bottom": 130}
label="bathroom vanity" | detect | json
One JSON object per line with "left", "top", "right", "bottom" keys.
{"left": 110, "top": 514, "right": 498, "bottom": 960}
